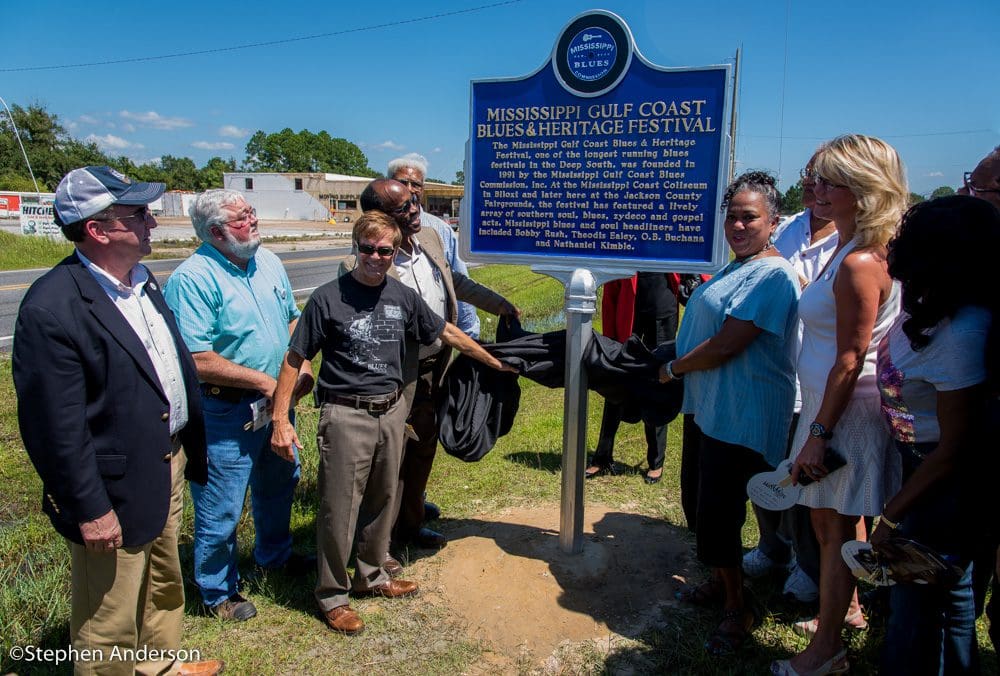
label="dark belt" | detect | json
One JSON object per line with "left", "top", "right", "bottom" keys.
{"left": 200, "top": 384, "right": 254, "bottom": 403}
{"left": 318, "top": 389, "right": 400, "bottom": 415}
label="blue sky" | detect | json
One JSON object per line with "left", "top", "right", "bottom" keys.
{"left": 3, "top": 0, "right": 996, "bottom": 195}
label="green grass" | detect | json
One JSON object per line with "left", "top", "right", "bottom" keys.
{"left": 0, "top": 230, "right": 74, "bottom": 270}
{"left": 0, "top": 264, "right": 996, "bottom": 674}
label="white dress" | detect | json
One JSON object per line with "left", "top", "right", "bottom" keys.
{"left": 791, "top": 237, "right": 901, "bottom": 516}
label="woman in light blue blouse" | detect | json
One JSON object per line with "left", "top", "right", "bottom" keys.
{"left": 660, "top": 171, "right": 800, "bottom": 655}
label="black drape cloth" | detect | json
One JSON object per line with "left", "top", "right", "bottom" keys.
{"left": 438, "top": 318, "right": 683, "bottom": 462}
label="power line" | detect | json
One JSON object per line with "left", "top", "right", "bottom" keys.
{"left": 743, "top": 129, "right": 994, "bottom": 140}
{"left": 1, "top": 0, "right": 527, "bottom": 73}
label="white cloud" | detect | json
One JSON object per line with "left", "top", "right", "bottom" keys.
{"left": 120, "top": 122, "right": 136, "bottom": 133}
{"left": 65, "top": 120, "right": 78, "bottom": 131}
{"left": 372, "top": 140, "right": 405, "bottom": 151}
{"left": 120, "top": 110, "right": 194, "bottom": 130}
{"left": 85, "top": 133, "right": 144, "bottom": 150}
{"left": 219, "top": 124, "right": 249, "bottom": 138}
{"left": 926, "top": 171, "right": 944, "bottom": 177}
{"left": 132, "top": 156, "right": 162, "bottom": 166}
{"left": 78, "top": 114, "right": 99, "bottom": 125}
{"left": 191, "top": 141, "right": 235, "bottom": 150}
{"left": 430, "top": 147, "right": 443, "bottom": 153}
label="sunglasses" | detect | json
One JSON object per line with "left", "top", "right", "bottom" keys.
{"left": 357, "top": 243, "right": 396, "bottom": 257}
{"left": 389, "top": 196, "right": 418, "bottom": 216}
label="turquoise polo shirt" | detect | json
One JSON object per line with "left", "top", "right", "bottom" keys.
{"left": 164, "top": 243, "right": 299, "bottom": 379}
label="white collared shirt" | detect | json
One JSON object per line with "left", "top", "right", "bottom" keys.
{"left": 394, "top": 235, "right": 448, "bottom": 359}
{"left": 773, "top": 208, "right": 839, "bottom": 284}
{"left": 77, "top": 250, "right": 189, "bottom": 435}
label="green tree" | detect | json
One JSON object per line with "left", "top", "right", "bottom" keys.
{"left": 244, "top": 128, "right": 375, "bottom": 176}
{"left": 0, "top": 102, "right": 111, "bottom": 190}
{"left": 196, "top": 157, "right": 236, "bottom": 191}
{"left": 909, "top": 192, "right": 925, "bottom": 206}
{"left": 453, "top": 170, "right": 465, "bottom": 186}
{"left": 781, "top": 181, "right": 804, "bottom": 214}
{"left": 0, "top": 171, "right": 39, "bottom": 192}
{"left": 930, "top": 186, "right": 955, "bottom": 199}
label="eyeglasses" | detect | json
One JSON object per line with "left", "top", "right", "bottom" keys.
{"left": 357, "top": 243, "right": 396, "bottom": 257}
{"left": 963, "top": 172, "right": 1000, "bottom": 196}
{"left": 96, "top": 207, "right": 153, "bottom": 225}
{"left": 396, "top": 178, "right": 424, "bottom": 190}
{"left": 388, "top": 196, "right": 417, "bottom": 217}
{"left": 223, "top": 207, "right": 257, "bottom": 228}
{"left": 814, "top": 174, "right": 848, "bottom": 190}
{"left": 799, "top": 168, "right": 816, "bottom": 181}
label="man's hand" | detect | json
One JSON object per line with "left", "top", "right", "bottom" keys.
{"left": 79, "top": 509, "right": 123, "bottom": 553}
{"left": 499, "top": 300, "right": 521, "bottom": 319}
{"left": 271, "top": 419, "right": 301, "bottom": 463}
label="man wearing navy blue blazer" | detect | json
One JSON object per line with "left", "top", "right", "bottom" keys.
{"left": 12, "top": 166, "right": 222, "bottom": 676}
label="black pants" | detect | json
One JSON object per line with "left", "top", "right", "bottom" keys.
{"left": 687, "top": 420, "right": 772, "bottom": 568}
{"left": 591, "top": 312, "right": 676, "bottom": 471}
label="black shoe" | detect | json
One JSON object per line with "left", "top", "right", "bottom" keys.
{"left": 411, "top": 527, "right": 447, "bottom": 549}
{"left": 207, "top": 593, "right": 257, "bottom": 621}
{"left": 585, "top": 462, "right": 620, "bottom": 478}
{"left": 423, "top": 501, "right": 441, "bottom": 522}
{"left": 644, "top": 470, "right": 663, "bottom": 484}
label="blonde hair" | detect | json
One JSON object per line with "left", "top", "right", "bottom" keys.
{"left": 814, "top": 134, "right": 908, "bottom": 247}
{"left": 352, "top": 210, "right": 402, "bottom": 247}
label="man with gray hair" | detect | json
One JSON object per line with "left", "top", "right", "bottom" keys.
{"left": 388, "top": 153, "right": 480, "bottom": 338}
{"left": 164, "top": 189, "right": 315, "bottom": 622}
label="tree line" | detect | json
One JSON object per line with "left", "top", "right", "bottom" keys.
{"left": 0, "top": 103, "right": 385, "bottom": 193}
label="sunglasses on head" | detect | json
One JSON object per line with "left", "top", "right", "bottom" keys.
{"left": 357, "top": 243, "right": 395, "bottom": 257}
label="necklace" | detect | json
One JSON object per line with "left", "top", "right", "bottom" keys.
{"left": 733, "top": 240, "right": 773, "bottom": 264}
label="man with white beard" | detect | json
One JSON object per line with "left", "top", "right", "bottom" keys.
{"left": 164, "top": 189, "right": 315, "bottom": 621}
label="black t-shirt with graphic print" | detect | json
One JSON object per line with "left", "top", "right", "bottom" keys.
{"left": 289, "top": 272, "right": 445, "bottom": 396}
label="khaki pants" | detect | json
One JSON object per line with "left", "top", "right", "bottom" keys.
{"left": 70, "top": 443, "right": 186, "bottom": 676}
{"left": 315, "top": 399, "right": 406, "bottom": 611}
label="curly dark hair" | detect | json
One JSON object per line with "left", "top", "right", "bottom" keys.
{"left": 887, "top": 195, "right": 999, "bottom": 386}
{"left": 722, "top": 170, "right": 782, "bottom": 220}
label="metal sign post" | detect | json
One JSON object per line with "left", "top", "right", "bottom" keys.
{"left": 536, "top": 266, "right": 630, "bottom": 553}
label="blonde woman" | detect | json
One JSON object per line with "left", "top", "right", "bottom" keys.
{"left": 772, "top": 135, "right": 908, "bottom": 676}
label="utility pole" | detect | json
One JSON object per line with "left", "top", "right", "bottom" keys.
{"left": 0, "top": 95, "right": 42, "bottom": 197}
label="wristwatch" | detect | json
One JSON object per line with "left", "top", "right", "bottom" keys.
{"left": 809, "top": 421, "right": 834, "bottom": 440}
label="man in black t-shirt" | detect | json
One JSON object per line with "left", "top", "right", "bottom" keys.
{"left": 271, "top": 212, "right": 512, "bottom": 635}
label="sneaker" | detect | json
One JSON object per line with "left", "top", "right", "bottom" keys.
{"left": 742, "top": 547, "right": 780, "bottom": 578}
{"left": 207, "top": 593, "right": 257, "bottom": 621}
{"left": 782, "top": 564, "right": 819, "bottom": 603}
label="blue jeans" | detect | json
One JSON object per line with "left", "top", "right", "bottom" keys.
{"left": 190, "top": 394, "right": 300, "bottom": 607}
{"left": 881, "top": 441, "right": 979, "bottom": 675}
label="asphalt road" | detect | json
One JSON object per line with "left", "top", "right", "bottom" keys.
{"left": 0, "top": 247, "right": 352, "bottom": 350}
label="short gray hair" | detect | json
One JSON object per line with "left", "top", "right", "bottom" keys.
{"left": 189, "top": 189, "right": 246, "bottom": 242}
{"left": 387, "top": 152, "right": 428, "bottom": 179}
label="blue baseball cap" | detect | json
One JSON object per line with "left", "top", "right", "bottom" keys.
{"left": 54, "top": 166, "right": 166, "bottom": 224}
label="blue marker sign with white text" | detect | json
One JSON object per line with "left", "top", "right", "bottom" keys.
{"left": 463, "top": 10, "right": 732, "bottom": 273}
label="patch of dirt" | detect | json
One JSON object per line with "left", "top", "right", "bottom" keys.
{"left": 411, "top": 505, "right": 699, "bottom": 670}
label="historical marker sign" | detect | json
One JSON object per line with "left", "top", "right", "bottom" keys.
{"left": 462, "top": 10, "right": 732, "bottom": 273}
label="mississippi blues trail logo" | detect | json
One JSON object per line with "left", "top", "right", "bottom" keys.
{"left": 566, "top": 27, "right": 616, "bottom": 82}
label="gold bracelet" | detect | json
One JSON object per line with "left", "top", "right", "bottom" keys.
{"left": 879, "top": 514, "right": 899, "bottom": 530}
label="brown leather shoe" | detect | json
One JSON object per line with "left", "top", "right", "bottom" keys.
{"left": 322, "top": 604, "right": 364, "bottom": 635}
{"left": 175, "top": 659, "right": 226, "bottom": 675}
{"left": 362, "top": 578, "right": 419, "bottom": 598}
{"left": 206, "top": 593, "right": 256, "bottom": 621}
{"left": 384, "top": 555, "right": 404, "bottom": 578}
